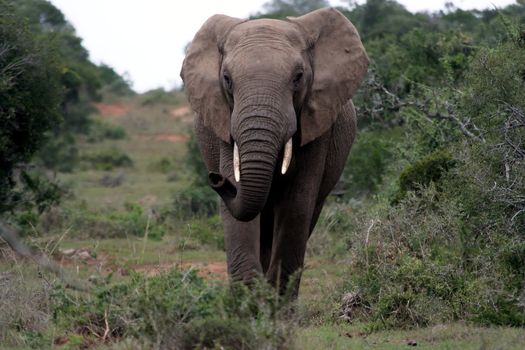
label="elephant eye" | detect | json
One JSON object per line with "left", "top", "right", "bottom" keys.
{"left": 223, "top": 73, "right": 233, "bottom": 92}
{"left": 293, "top": 71, "right": 303, "bottom": 89}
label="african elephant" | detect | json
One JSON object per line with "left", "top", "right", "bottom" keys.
{"left": 181, "top": 8, "right": 368, "bottom": 296}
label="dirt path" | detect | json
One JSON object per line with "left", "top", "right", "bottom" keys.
{"left": 57, "top": 248, "right": 227, "bottom": 281}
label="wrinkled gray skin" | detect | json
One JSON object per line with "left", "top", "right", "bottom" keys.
{"left": 181, "top": 8, "right": 368, "bottom": 296}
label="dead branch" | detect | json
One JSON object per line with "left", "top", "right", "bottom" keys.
{"left": 0, "top": 220, "right": 90, "bottom": 292}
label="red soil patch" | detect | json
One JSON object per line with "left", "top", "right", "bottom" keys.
{"left": 57, "top": 248, "right": 227, "bottom": 281}
{"left": 170, "top": 106, "right": 191, "bottom": 119}
{"left": 138, "top": 133, "right": 189, "bottom": 143}
{"left": 95, "top": 103, "right": 130, "bottom": 118}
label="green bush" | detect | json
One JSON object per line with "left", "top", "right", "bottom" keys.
{"left": 173, "top": 185, "right": 219, "bottom": 218}
{"left": 3, "top": 170, "right": 64, "bottom": 232}
{"left": 392, "top": 149, "right": 455, "bottom": 203}
{"left": 343, "top": 130, "right": 396, "bottom": 196}
{"left": 186, "top": 215, "right": 224, "bottom": 250}
{"left": 148, "top": 157, "right": 174, "bottom": 174}
{"left": 80, "top": 148, "right": 133, "bottom": 171}
{"left": 37, "top": 133, "right": 79, "bottom": 172}
{"left": 86, "top": 119, "right": 127, "bottom": 143}
{"left": 343, "top": 184, "right": 525, "bottom": 330}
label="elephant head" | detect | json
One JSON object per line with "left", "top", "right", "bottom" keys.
{"left": 181, "top": 8, "right": 368, "bottom": 222}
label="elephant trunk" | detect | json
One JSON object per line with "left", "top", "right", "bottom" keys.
{"left": 209, "top": 118, "right": 281, "bottom": 222}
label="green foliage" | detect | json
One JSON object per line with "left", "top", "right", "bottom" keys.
{"left": 148, "top": 157, "right": 174, "bottom": 174}
{"left": 97, "top": 63, "right": 134, "bottom": 97}
{"left": 172, "top": 130, "right": 219, "bottom": 218}
{"left": 79, "top": 148, "right": 133, "bottom": 171}
{"left": 339, "top": 26, "right": 525, "bottom": 330}
{"left": 173, "top": 185, "right": 219, "bottom": 218}
{"left": 392, "top": 149, "right": 455, "bottom": 203}
{"left": 0, "top": 0, "right": 62, "bottom": 213}
{"left": 51, "top": 269, "right": 295, "bottom": 349}
{"left": 345, "top": 184, "right": 525, "bottom": 330}
{"left": 140, "top": 88, "right": 182, "bottom": 106}
{"left": 10, "top": 0, "right": 134, "bottom": 170}
{"left": 256, "top": 0, "right": 329, "bottom": 17}
{"left": 185, "top": 130, "right": 209, "bottom": 187}
{"left": 343, "top": 130, "right": 395, "bottom": 196}
{"left": 37, "top": 133, "right": 79, "bottom": 172}
{"left": 86, "top": 119, "right": 127, "bottom": 143}
{"left": 186, "top": 215, "right": 225, "bottom": 250}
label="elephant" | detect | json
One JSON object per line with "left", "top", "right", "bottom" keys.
{"left": 181, "top": 7, "right": 368, "bottom": 296}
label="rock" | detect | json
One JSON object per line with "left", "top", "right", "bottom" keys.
{"left": 61, "top": 248, "right": 76, "bottom": 256}
{"left": 76, "top": 250, "right": 92, "bottom": 260}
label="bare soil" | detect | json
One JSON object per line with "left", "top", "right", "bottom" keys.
{"left": 95, "top": 103, "right": 131, "bottom": 118}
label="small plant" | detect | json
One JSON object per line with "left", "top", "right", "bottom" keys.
{"left": 172, "top": 185, "right": 219, "bottom": 218}
{"left": 79, "top": 148, "right": 133, "bottom": 171}
{"left": 148, "top": 157, "right": 174, "bottom": 174}
{"left": 86, "top": 119, "right": 127, "bottom": 143}
{"left": 186, "top": 215, "right": 224, "bottom": 250}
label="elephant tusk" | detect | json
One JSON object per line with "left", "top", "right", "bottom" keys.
{"left": 234, "top": 142, "right": 240, "bottom": 182}
{"left": 281, "top": 138, "right": 292, "bottom": 175}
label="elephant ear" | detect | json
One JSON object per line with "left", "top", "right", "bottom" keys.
{"left": 181, "top": 15, "right": 243, "bottom": 144}
{"left": 289, "top": 8, "right": 369, "bottom": 145}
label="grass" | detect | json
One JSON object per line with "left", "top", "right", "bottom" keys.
{"left": 2, "top": 238, "right": 524, "bottom": 349}
{"left": 58, "top": 93, "right": 190, "bottom": 211}
{"left": 295, "top": 323, "right": 525, "bottom": 349}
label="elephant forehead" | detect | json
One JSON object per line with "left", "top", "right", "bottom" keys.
{"left": 224, "top": 47, "right": 303, "bottom": 76}
{"left": 225, "top": 19, "right": 306, "bottom": 51}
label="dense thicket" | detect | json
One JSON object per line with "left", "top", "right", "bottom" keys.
{"left": 255, "top": 0, "right": 525, "bottom": 328}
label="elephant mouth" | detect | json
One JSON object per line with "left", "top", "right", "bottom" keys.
{"left": 209, "top": 137, "right": 294, "bottom": 222}
{"left": 232, "top": 138, "right": 293, "bottom": 183}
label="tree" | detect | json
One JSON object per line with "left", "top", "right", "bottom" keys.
{"left": 0, "top": 0, "right": 62, "bottom": 213}
{"left": 256, "top": 0, "right": 329, "bottom": 17}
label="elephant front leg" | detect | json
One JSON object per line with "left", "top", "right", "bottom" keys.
{"left": 221, "top": 203, "right": 263, "bottom": 284}
{"left": 266, "top": 137, "right": 329, "bottom": 297}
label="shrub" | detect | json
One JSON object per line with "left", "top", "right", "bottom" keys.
{"left": 86, "top": 119, "right": 127, "bottom": 143}
{"left": 172, "top": 185, "right": 219, "bottom": 218}
{"left": 186, "top": 215, "right": 224, "bottom": 250}
{"left": 0, "top": 267, "right": 52, "bottom": 348}
{"left": 148, "top": 157, "right": 174, "bottom": 174}
{"left": 391, "top": 149, "right": 455, "bottom": 203}
{"left": 80, "top": 148, "right": 133, "bottom": 171}
{"left": 51, "top": 269, "right": 295, "bottom": 349}
{"left": 37, "top": 133, "right": 79, "bottom": 172}
{"left": 343, "top": 130, "right": 396, "bottom": 196}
